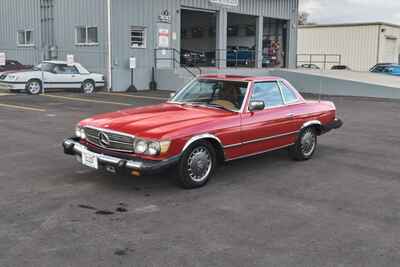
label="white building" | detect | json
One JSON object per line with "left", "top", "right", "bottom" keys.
{"left": 298, "top": 22, "right": 400, "bottom": 71}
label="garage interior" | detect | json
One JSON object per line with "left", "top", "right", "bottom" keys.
{"left": 180, "top": 9, "right": 288, "bottom": 69}
{"left": 180, "top": 9, "right": 217, "bottom": 67}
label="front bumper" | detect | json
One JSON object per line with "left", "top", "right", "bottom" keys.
{"left": 0, "top": 82, "right": 25, "bottom": 90}
{"left": 62, "top": 137, "right": 180, "bottom": 175}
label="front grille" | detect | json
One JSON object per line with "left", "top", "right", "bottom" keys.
{"left": 84, "top": 127, "right": 135, "bottom": 152}
{"left": 0, "top": 74, "right": 7, "bottom": 80}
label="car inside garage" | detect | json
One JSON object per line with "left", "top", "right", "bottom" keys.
{"left": 181, "top": 9, "right": 217, "bottom": 67}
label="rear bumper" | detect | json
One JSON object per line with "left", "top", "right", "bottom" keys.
{"left": 321, "top": 118, "right": 343, "bottom": 133}
{"left": 62, "top": 137, "right": 179, "bottom": 175}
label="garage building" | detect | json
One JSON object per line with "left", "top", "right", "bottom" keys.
{"left": 298, "top": 22, "right": 400, "bottom": 71}
{"left": 0, "top": 0, "right": 299, "bottom": 91}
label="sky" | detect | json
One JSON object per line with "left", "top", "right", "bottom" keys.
{"left": 300, "top": 0, "right": 400, "bottom": 25}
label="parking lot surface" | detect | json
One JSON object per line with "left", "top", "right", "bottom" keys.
{"left": 1, "top": 91, "right": 400, "bottom": 267}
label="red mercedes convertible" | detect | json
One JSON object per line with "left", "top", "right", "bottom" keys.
{"left": 63, "top": 75, "right": 342, "bottom": 189}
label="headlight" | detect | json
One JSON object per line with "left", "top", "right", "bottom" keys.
{"left": 80, "top": 128, "right": 87, "bottom": 139}
{"left": 7, "top": 75, "right": 18, "bottom": 81}
{"left": 135, "top": 140, "right": 148, "bottom": 154}
{"left": 75, "top": 125, "right": 82, "bottom": 137}
{"left": 134, "top": 139, "right": 171, "bottom": 155}
{"left": 147, "top": 142, "right": 161, "bottom": 156}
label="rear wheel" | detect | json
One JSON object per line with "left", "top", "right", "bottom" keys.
{"left": 25, "top": 80, "right": 42, "bottom": 95}
{"left": 289, "top": 127, "right": 317, "bottom": 161}
{"left": 177, "top": 140, "right": 217, "bottom": 189}
{"left": 81, "top": 80, "right": 95, "bottom": 94}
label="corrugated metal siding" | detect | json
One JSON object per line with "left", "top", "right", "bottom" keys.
{"left": 53, "top": 0, "right": 108, "bottom": 74}
{"left": 111, "top": 0, "right": 298, "bottom": 90}
{"left": 378, "top": 25, "right": 400, "bottom": 64}
{"left": 111, "top": 0, "right": 182, "bottom": 90}
{"left": 298, "top": 25, "right": 380, "bottom": 71}
{"left": 181, "top": 0, "right": 293, "bottom": 19}
{"left": 0, "top": 0, "right": 42, "bottom": 64}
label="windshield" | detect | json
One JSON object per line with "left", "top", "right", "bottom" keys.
{"left": 33, "top": 63, "right": 55, "bottom": 72}
{"left": 171, "top": 79, "right": 249, "bottom": 112}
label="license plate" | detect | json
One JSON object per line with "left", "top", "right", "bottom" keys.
{"left": 81, "top": 149, "right": 99, "bottom": 169}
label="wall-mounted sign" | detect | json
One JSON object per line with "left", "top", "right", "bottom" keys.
{"left": 0, "top": 53, "right": 5, "bottom": 66}
{"left": 66, "top": 54, "right": 74, "bottom": 66}
{"left": 209, "top": 0, "right": 239, "bottom": 7}
{"left": 129, "top": 57, "right": 136, "bottom": 69}
{"left": 158, "top": 29, "right": 170, "bottom": 48}
{"left": 159, "top": 9, "right": 171, "bottom": 23}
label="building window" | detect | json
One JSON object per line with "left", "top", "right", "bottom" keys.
{"left": 130, "top": 26, "right": 146, "bottom": 48}
{"left": 17, "top": 30, "right": 34, "bottom": 46}
{"left": 75, "top": 26, "right": 98, "bottom": 45}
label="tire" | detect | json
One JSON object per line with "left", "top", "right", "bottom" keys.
{"left": 81, "top": 80, "right": 95, "bottom": 94}
{"left": 289, "top": 127, "right": 317, "bottom": 161}
{"left": 25, "top": 80, "right": 42, "bottom": 95}
{"left": 176, "top": 140, "right": 217, "bottom": 189}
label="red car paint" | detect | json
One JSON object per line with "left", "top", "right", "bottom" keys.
{"left": 78, "top": 75, "right": 337, "bottom": 161}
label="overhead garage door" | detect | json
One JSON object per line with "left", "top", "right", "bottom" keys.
{"left": 383, "top": 37, "right": 397, "bottom": 63}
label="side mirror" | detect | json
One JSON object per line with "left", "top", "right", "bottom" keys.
{"left": 170, "top": 92, "right": 175, "bottom": 98}
{"left": 249, "top": 100, "right": 265, "bottom": 112}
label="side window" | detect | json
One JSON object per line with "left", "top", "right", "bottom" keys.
{"left": 279, "top": 81, "right": 299, "bottom": 104}
{"left": 54, "top": 65, "right": 79, "bottom": 74}
{"left": 251, "top": 82, "right": 284, "bottom": 108}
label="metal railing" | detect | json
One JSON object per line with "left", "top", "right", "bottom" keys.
{"left": 154, "top": 48, "right": 202, "bottom": 77}
{"left": 297, "top": 54, "right": 342, "bottom": 70}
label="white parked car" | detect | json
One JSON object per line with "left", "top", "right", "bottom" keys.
{"left": 0, "top": 61, "right": 105, "bottom": 95}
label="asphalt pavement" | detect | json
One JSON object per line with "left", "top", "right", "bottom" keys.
{"left": 0, "top": 90, "right": 399, "bottom": 267}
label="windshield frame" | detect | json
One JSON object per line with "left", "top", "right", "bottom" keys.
{"left": 168, "top": 78, "right": 252, "bottom": 113}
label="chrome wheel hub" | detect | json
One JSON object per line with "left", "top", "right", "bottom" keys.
{"left": 187, "top": 146, "right": 212, "bottom": 182}
{"left": 28, "top": 82, "right": 41, "bottom": 94}
{"left": 83, "top": 83, "right": 94, "bottom": 94}
{"left": 301, "top": 130, "right": 316, "bottom": 157}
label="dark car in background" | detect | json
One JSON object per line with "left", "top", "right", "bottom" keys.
{"left": 181, "top": 49, "right": 207, "bottom": 66}
{"left": 0, "top": 60, "right": 32, "bottom": 74}
{"left": 370, "top": 63, "right": 400, "bottom": 76}
{"left": 299, "top": 64, "right": 320, "bottom": 70}
{"left": 331, "top": 65, "right": 351, "bottom": 70}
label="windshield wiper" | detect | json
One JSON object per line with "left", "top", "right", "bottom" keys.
{"left": 204, "top": 103, "right": 235, "bottom": 112}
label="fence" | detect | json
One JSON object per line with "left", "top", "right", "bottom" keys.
{"left": 297, "top": 54, "right": 342, "bottom": 70}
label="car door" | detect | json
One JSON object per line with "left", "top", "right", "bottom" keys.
{"left": 239, "top": 81, "right": 297, "bottom": 157}
{"left": 45, "top": 64, "right": 82, "bottom": 89}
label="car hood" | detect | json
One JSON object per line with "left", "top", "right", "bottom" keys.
{"left": 2, "top": 69, "right": 36, "bottom": 76}
{"left": 80, "top": 103, "right": 233, "bottom": 140}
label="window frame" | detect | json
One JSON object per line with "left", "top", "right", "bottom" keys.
{"left": 247, "top": 80, "right": 303, "bottom": 112}
{"left": 17, "top": 29, "right": 34, "bottom": 47}
{"left": 129, "top": 26, "right": 147, "bottom": 49}
{"left": 278, "top": 80, "right": 300, "bottom": 104}
{"left": 249, "top": 81, "right": 285, "bottom": 110}
{"left": 75, "top": 26, "right": 99, "bottom": 46}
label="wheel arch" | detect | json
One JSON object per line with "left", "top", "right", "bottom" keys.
{"left": 301, "top": 120, "right": 323, "bottom": 135}
{"left": 182, "top": 134, "right": 226, "bottom": 163}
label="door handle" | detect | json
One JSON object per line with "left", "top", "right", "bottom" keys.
{"left": 287, "top": 113, "right": 295, "bottom": 117}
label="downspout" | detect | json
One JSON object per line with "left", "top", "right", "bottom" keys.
{"left": 107, "top": 0, "right": 112, "bottom": 92}
{"left": 376, "top": 25, "right": 381, "bottom": 64}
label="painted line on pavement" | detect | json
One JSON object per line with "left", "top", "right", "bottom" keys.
{"left": 0, "top": 103, "right": 46, "bottom": 112}
{"left": 42, "top": 94, "right": 132, "bottom": 106}
{"left": 98, "top": 92, "right": 168, "bottom": 101}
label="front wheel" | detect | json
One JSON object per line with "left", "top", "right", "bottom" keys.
{"left": 289, "top": 127, "right": 317, "bottom": 161}
{"left": 81, "top": 80, "right": 95, "bottom": 94}
{"left": 177, "top": 140, "right": 217, "bottom": 189}
{"left": 25, "top": 80, "right": 42, "bottom": 95}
